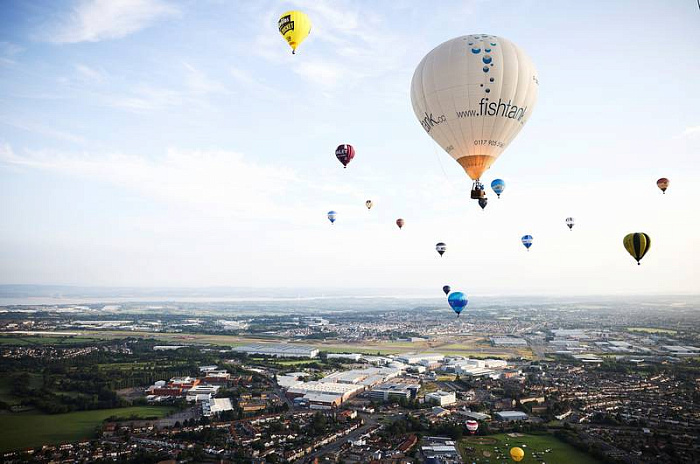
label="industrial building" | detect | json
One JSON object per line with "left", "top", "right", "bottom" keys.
{"left": 421, "top": 437, "right": 462, "bottom": 463}
{"left": 426, "top": 390, "right": 456, "bottom": 406}
{"left": 491, "top": 337, "right": 528, "bottom": 346}
{"left": 495, "top": 410, "right": 529, "bottom": 421}
{"left": 368, "top": 383, "right": 417, "bottom": 402}
{"left": 233, "top": 343, "right": 319, "bottom": 358}
{"left": 202, "top": 398, "right": 234, "bottom": 417}
{"left": 286, "top": 381, "right": 363, "bottom": 401}
{"left": 396, "top": 353, "right": 444, "bottom": 365}
{"left": 320, "top": 367, "right": 401, "bottom": 387}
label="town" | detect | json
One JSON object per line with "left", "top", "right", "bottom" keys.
{"left": 1, "top": 297, "right": 698, "bottom": 463}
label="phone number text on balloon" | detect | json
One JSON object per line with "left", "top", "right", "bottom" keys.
{"left": 473, "top": 139, "right": 504, "bottom": 148}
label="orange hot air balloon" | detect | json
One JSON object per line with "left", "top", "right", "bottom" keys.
{"left": 396, "top": 218, "right": 405, "bottom": 230}
{"left": 657, "top": 178, "right": 669, "bottom": 194}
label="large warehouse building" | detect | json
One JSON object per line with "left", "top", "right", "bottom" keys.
{"left": 232, "top": 343, "right": 319, "bottom": 358}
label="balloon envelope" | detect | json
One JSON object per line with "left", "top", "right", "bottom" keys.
{"left": 657, "top": 177, "right": 669, "bottom": 193}
{"left": 436, "top": 242, "right": 447, "bottom": 256}
{"left": 566, "top": 217, "right": 575, "bottom": 230}
{"left": 396, "top": 218, "right": 405, "bottom": 229}
{"left": 491, "top": 179, "right": 505, "bottom": 197}
{"left": 411, "top": 35, "right": 539, "bottom": 181}
{"left": 442, "top": 285, "right": 451, "bottom": 296}
{"left": 278, "top": 11, "right": 311, "bottom": 54}
{"left": 365, "top": 200, "right": 373, "bottom": 210}
{"left": 521, "top": 235, "right": 533, "bottom": 249}
{"left": 466, "top": 420, "right": 479, "bottom": 433}
{"left": 478, "top": 198, "right": 488, "bottom": 210}
{"left": 623, "top": 232, "right": 650, "bottom": 265}
{"left": 335, "top": 144, "right": 355, "bottom": 168}
{"left": 327, "top": 211, "right": 337, "bottom": 224}
{"left": 510, "top": 447, "right": 525, "bottom": 462}
{"left": 447, "top": 291, "right": 468, "bottom": 316}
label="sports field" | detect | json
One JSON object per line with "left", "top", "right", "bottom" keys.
{"left": 0, "top": 406, "right": 175, "bottom": 452}
{"left": 460, "top": 433, "right": 601, "bottom": 464}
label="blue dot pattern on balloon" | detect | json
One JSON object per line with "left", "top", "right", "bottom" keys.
{"left": 448, "top": 291, "right": 468, "bottom": 315}
{"left": 471, "top": 48, "right": 481, "bottom": 54}
{"left": 482, "top": 55, "right": 492, "bottom": 64}
{"left": 483, "top": 66, "right": 489, "bottom": 73}
{"left": 485, "top": 88, "right": 490, "bottom": 93}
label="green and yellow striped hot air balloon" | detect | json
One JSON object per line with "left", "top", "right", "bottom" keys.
{"left": 623, "top": 232, "right": 651, "bottom": 265}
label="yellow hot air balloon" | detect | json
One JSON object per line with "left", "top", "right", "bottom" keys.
{"left": 510, "top": 446, "right": 525, "bottom": 462}
{"left": 623, "top": 232, "right": 651, "bottom": 265}
{"left": 278, "top": 11, "right": 311, "bottom": 54}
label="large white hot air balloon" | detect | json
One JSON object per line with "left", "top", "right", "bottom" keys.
{"left": 410, "top": 34, "right": 538, "bottom": 200}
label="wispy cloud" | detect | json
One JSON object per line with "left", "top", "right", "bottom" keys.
{"left": 682, "top": 126, "right": 700, "bottom": 138}
{"left": 0, "top": 41, "right": 23, "bottom": 66}
{"left": 0, "top": 145, "right": 300, "bottom": 217}
{"left": 183, "top": 62, "right": 226, "bottom": 95}
{"left": 0, "top": 116, "right": 86, "bottom": 144}
{"left": 41, "top": 0, "right": 179, "bottom": 44}
{"left": 74, "top": 64, "right": 107, "bottom": 83}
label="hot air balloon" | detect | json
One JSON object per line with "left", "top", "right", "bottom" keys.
{"left": 478, "top": 198, "right": 488, "bottom": 210}
{"left": 521, "top": 235, "right": 533, "bottom": 251}
{"left": 365, "top": 200, "right": 373, "bottom": 210}
{"left": 278, "top": 11, "right": 311, "bottom": 54}
{"left": 335, "top": 144, "right": 355, "bottom": 168}
{"left": 657, "top": 178, "right": 669, "bottom": 194}
{"left": 623, "top": 232, "right": 651, "bottom": 265}
{"left": 566, "top": 217, "right": 575, "bottom": 230}
{"left": 396, "top": 218, "right": 405, "bottom": 230}
{"left": 466, "top": 420, "right": 479, "bottom": 434}
{"left": 442, "top": 285, "right": 451, "bottom": 296}
{"left": 411, "top": 35, "right": 538, "bottom": 202}
{"left": 510, "top": 447, "right": 525, "bottom": 462}
{"left": 491, "top": 179, "right": 505, "bottom": 198}
{"left": 447, "top": 291, "right": 468, "bottom": 317}
{"left": 327, "top": 211, "right": 337, "bottom": 224}
{"left": 436, "top": 242, "right": 447, "bottom": 257}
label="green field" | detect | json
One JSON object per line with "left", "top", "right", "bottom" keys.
{"left": 627, "top": 327, "right": 677, "bottom": 335}
{"left": 0, "top": 336, "right": 98, "bottom": 346}
{"left": 0, "top": 406, "right": 175, "bottom": 452}
{"left": 460, "top": 433, "right": 601, "bottom": 464}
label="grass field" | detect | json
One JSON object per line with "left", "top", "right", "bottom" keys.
{"left": 0, "top": 330, "right": 535, "bottom": 359}
{"left": 0, "top": 336, "right": 98, "bottom": 346}
{"left": 0, "top": 406, "right": 176, "bottom": 452}
{"left": 627, "top": 327, "right": 677, "bottom": 335}
{"left": 460, "top": 433, "right": 601, "bottom": 464}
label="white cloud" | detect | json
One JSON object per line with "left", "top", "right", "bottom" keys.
{"left": 43, "top": 0, "right": 179, "bottom": 44}
{"left": 682, "top": 126, "right": 700, "bottom": 137}
{"left": 104, "top": 85, "right": 185, "bottom": 111}
{"left": 75, "top": 64, "right": 106, "bottom": 83}
{"left": 183, "top": 62, "right": 226, "bottom": 94}
{"left": 0, "top": 41, "right": 23, "bottom": 66}
{"left": 0, "top": 145, "right": 301, "bottom": 218}
{"left": 0, "top": 116, "right": 86, "bottom": 144}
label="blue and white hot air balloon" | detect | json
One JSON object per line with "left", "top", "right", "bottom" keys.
{"left": 521, "top": 235, "right": 533, "bottom": 251}
{"left": 327, "top": 211, "right": 337, "bottom": 224}
{"left": 447, "top": 291, "right": 468, "bottom": 317}
{"left": 491, "top": 179, "right": 505, "bottom": 198}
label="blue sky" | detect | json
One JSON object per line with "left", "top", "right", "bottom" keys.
{"left": 0, "top": 0, "right": 698, "bottom": 295}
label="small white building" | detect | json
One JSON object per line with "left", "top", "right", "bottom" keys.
{"left": 426, "top": 390, "right": 456, "bottom": 406}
